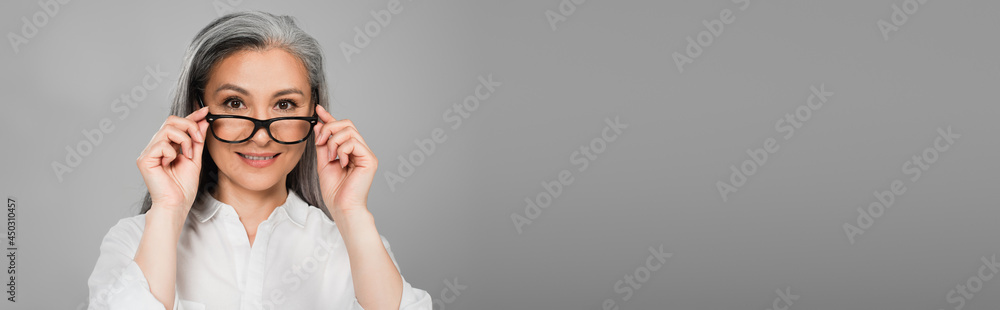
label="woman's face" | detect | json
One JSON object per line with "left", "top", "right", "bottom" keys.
{"left": 202, "top": 48, "right": 313, "bottom": 193}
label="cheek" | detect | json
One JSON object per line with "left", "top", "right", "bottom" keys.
{"left": 282, "top": 144, "right": 308, "bottom": 166}
{"left": 206, "top": 138, "right": 224, "bottom": 159}
{"left": 205, "top": 138, "right": 234, "bottom": 168}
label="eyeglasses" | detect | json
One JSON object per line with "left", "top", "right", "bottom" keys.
{"left": 198, "top": 97, "right": 318, "bottom": 144}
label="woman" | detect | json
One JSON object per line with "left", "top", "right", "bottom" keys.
{"left": 87, "top": 11, "right": 431, "bottom": 309}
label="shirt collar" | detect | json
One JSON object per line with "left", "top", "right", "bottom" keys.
{"left": 191, "top": 188, "right": 309, "bottom": 227}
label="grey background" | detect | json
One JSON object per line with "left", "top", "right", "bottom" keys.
{"left": 2, "top": 0, "right": 999, "bottom": 309}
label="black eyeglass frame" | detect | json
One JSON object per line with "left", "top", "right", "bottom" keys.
{"left": 198, "top": 97, "right": 319, "bottom": 144}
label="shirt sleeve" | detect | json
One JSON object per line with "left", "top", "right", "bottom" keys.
{"left": 87, "top": 217, "right": 184, "bottom": 310}
{"left": 348, "top": 235, "right": 433, "bottom": 310}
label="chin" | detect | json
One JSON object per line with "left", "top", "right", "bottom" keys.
{"left": 229, "top": 169, "right": 287, "bottom": 191}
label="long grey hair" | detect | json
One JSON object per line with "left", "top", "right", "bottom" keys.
{"left": 139, "top": 11, "right": 328, "bottom": 217}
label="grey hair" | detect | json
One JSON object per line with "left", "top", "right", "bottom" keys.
{"left": 139, "top": 11, "right": 329, "bottom": 219}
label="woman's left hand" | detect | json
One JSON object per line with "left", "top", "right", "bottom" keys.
{"left": 313, "top": 105, "right": 378, "bottom": 217}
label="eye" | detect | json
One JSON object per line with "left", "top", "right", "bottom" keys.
{"left": 275, "top": 100, "right": 298, "bottom": 110}
{"left": 223, "top": 97, "right": 244, "bottom": 110}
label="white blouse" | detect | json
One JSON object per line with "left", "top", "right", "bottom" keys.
{"left": 87, "top": 189, "right": 432, "bottom": 309}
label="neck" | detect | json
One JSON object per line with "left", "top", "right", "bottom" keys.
{"left": 210, "top": 172, "right": 288, "bottom": 224}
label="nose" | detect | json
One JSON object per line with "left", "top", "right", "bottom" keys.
{"left": 249, "top": 121, "right": 273, "bottom": 145}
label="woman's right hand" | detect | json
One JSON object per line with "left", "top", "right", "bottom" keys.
{"left": 136, "top": 107, "right": 210, "bottom": 216}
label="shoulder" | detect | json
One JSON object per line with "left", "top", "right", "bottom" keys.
{"left": 105, "top": 214, "right": 147, "bottom": 238}
{"left": 299, "top": 207, "right": 394, "bottom": 250}
{"left": 95, "top": 214, "right": 149, "bottom": 255}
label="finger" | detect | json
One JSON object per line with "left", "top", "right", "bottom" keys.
{"left": 193, "top": 119, "right": 209, "bottom": 165}
{"left": 166, "top": 114, "right": 205, "bottom": 144}
{"left": 322, "top": 126, "right": 356, "bottom": 164}
{"left": 313, "top": 121, "right": 327, "bottom": 146}
{"left": 316, "top": 127, "right": 341, "bottom": 166}
{"left": 186, "top": 106, "right": 209, "bottom": 122}
{"left": 316, "top": 104, "right": 336, "bottom": 123}
{"left": 159, "top": 126, "right": 194, "bottom": 159}
{"left": 337, "top": 138, "right": 375, "bottom": 169}
{"left": 137, "top": 139, "right": 164, "bottom": 170}
{"left": 337, "top": 139, "right": 350, "bottom": 168}
{"left": 199, "top": 118, "right": 210, "bottom": 144}
{"left": 160, "top": 124, "right": 198, "bottom": 159}
{"left": 315, "top": 119, "right": 364, "bottom": 146}
{"left": 323, "top": 124, "right": 368, "bottom": 167}
{"left": 315, "top": 120, "right": 337, "bottom": 146}
{"left": 155, "top": 140, "right": 179, "bottom": 169}
{"left": 313, "top": 123, "right": 329, "bottom": 163}
{"left": 327, "top": 127, "right": 365, "bottom": 155}
{"left": 339, "top": 119, "right": 366, "bottom": 146}
{"left": 329, "top": 141, "right": 338, "bottom": 164}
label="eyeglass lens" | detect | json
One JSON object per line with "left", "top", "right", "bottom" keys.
{"left": 212, "top": 118, "right": 312, "bottom": 143}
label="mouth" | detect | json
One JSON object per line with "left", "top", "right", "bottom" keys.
{"left": 237, "top": 152, "right": 280, "bottom": 168}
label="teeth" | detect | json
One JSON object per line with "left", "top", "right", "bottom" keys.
{"left": 240, "top": 153, "right": 275, "bottom": 160}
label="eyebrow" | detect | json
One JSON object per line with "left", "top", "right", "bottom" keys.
{"left": 215, "top": 83, "right": 305, "bottom": 98}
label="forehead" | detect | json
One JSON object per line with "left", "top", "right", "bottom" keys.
{"left": 205, "top": 48, "right": 311, "bottom": 96}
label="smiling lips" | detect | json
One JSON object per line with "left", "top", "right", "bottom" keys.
{"left": 237, "top": 152, "right": 280, "bottom": 168}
